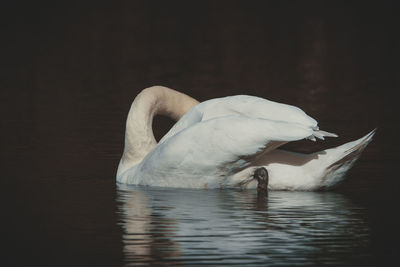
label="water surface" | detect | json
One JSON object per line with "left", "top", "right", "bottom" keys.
{"left": 117, "top": 186, "right": 371, "bottom": 266}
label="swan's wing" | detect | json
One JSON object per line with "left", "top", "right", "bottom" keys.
{"left": 199, "top": 95, "right": 317, "bottom": 128}
{"left": 141, "top": 115, "right": 314, "bottom": 180}
{"left": 160, "top": 95, "right": 337, "bottom": 144}
{"left": 159, "top": 106, "right": 203, "bottom": 143}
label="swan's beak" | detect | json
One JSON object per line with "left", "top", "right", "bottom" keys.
{"left": 254, "top": 167, "right": 269, "bottom": 193}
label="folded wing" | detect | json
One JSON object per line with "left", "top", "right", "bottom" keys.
{"left": 160, "top": 95, "right": 336, "bottom": 144}
{"left": 141, "top": 115, "right": 314, "bottom": 180}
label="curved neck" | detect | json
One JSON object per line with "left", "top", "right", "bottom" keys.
{"left": 118, "top": 86, "right": 199, "bottom": 176}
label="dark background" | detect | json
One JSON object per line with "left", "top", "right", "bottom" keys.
{"left": 1, "top": 0, "right": 399, "bottom": 266}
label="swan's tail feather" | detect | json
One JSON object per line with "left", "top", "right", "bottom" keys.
{"left": 317, "top": 130, "right": 339, "bottom": 138}
{"left": 320, "top": 129, "right": 376, "bottom": 189}
{"left": 308, "top": 129, "right": 338, "bottom": 141}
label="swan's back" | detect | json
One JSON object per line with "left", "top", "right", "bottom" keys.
{"left": 160, "top": 95, "right": 318, "bottom": 143}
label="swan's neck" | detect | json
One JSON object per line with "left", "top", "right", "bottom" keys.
{"left": 117, "top": 86, "right": 199, "bottom": 176}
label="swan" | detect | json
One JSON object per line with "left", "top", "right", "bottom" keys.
{"left": 117, "top": 86, "right": 375, "bottom": 191}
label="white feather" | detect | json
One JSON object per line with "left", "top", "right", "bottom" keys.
{"left": 117, "top": 86, "right": 374, "bottom": 191}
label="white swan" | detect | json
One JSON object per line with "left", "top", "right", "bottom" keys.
{"left": 117, "top": 86, "right": 375, "bottom": 191}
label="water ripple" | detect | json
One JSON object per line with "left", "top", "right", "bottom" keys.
{"left": 117, "top": 185, "right": 371, "bottom": 266}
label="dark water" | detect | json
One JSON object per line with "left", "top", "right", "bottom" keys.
{"left": 1, "top": 0, "right": 399, "bottom": 266}
{"left": 117, "top": 186, "right": 371, "bottom": 266}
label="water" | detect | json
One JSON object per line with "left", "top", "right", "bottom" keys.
{"left": 2, "top": 1, "right": 399, "bottom": 266}
{"left": 117, "top": 186, "right": 371, "bottom": 266}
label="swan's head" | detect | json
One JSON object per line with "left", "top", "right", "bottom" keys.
{"left": 254, "top": 167, "right": 269, "bottom": 193}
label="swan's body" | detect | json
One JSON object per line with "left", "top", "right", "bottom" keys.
{"left": 117, "top": 86, "right": 375, "bottom": 190}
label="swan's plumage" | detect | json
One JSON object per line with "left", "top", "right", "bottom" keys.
{"left": 160, "top": 95, "right": 328, "bottom": 143}
{"left": 117, "top": 86, "right": 374, "bottom": 190}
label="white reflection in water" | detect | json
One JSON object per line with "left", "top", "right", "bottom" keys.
{"left": 117, "top": 185, "right": 371, "bottom": 266}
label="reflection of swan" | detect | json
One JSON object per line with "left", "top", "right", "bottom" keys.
{"left": 117, "top": 187, "right": 181, "bottom": 265}
{"left": 117, "top": 189, "right": 152, "bottom": 261}
{"left": 117, "top": 185, "right": 371, "bottom": 265}
{"left": 117, "top": 86, "right": 374, "bottom": 190}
